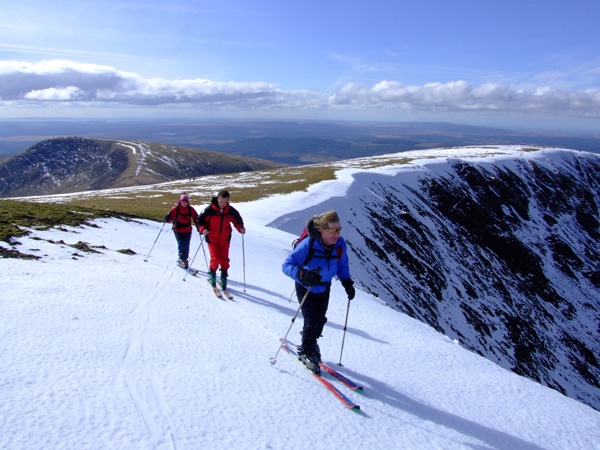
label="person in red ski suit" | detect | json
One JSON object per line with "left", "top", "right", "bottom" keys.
{"left": 164, "top": 193, "right": 199, "bottom": 269}
{"left": 197, "top": 190, "right": 245, "bottom": 288}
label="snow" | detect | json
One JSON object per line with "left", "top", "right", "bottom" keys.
{"left": 2, "top": 146, "right": 600, "bottom": 449}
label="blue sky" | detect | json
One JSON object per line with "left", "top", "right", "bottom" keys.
{"left": 1, "top": 0, "right": 599, "bottom": 132}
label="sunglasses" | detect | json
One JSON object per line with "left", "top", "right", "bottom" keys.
{"left": 324, "top": 227, "right": 342, "bottom": 234}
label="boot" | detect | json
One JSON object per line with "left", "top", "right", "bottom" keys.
{"left": 208, "top": 270, "right": 217, "bottom": 287}
{"left": 299, "top": 352, "right": 321, "bottom": 374}
{"left": 299, "top": 342, "right": 321, "bottom": 363}
{"left": 220, "top": 269, "right": 228, "bottom": 289}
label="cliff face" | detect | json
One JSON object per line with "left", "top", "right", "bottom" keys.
{"left": 343, "top": 150, "right": 600, "bottom": 410}
{"left": 0, "top": 137, "right": 283, "bottom": 197}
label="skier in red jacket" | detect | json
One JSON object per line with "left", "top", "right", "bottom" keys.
{"left": 165, "top": 193, "right": 199, "bottom": 269}
{"left": 198, "top": 190, "right": 246, "bottom": 288}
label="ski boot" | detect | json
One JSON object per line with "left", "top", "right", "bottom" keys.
{"left": 220, "top": 269, "right": 228, "bottom": 290}
{"left": 299, "top": 341, "right": 321, "bottom": 363}
{"left": 208, "top": 270, "right": 217, "bottom": 287}
{"left": 299, "top": 352, "right": 321, "bottom": 375}
{"left": 298, "top": 343, "right": 321, "bottom": 375}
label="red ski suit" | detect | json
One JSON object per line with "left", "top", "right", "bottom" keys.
{"left": 197, "top": 197, "right": 244, "bottom": 272}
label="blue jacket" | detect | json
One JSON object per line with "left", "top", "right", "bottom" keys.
{"left": 282, "top": 219, "right": 351, "bottom": 294}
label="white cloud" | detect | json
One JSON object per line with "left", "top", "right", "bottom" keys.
{"left": 24, "top": 86, "right": 84, "bottom": 101}
{"left": 329, "top": 80, "right": 600, "bottom": 117}
{"left": 1, "top": 59, "right": 599, "bottom": 119}
{"left": 0, "top": 59, "right": 320, "bottom": 109}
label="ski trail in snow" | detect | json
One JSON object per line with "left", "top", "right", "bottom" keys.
{"left": 113, "top": 140, "right": 147, "bottom": 177}
{"left": 134, "top": 142, "right": 148, "bottom": 177}
{"left": 115, "top": 265, "right": 178, "bottom": 450}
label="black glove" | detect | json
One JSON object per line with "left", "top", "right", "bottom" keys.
{"left": 341, "top": 278, "right": 355, "bottom": 300}
{"left": 164, "top": 214, "right": 171, "bottom": 222}
{"left": 298, "top": 268, "right": 322, "bottom": 287}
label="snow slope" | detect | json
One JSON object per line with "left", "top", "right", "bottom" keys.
{"left": 2, "top": 150, "right": 600, "bottom": 449}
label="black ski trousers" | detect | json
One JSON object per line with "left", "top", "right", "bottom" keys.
{"left": 296, "top": 283, "right": 330, "bottom": 355}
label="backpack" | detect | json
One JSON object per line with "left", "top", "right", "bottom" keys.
{"left": 172, "top": 205, "right": 191, "bottom": 230}
{"left": 293, "top": 227, "right": 343, "bottom": 267}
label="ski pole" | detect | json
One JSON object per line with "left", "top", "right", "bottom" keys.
{"left": 182, "top": 239, "right": 203, "bottom": 282}
{"left": 144, "top": 222, "right": 166, "bottom": 262}
{"left": 269, "top": 286, "right": 312, "bottom": 366}
{"left": 242, "top": 233, "right": 246, "bottom": 292}
{"left": 337, "top": 298, "right": 352, "bottom": 366}
{"left": 199, "top": 234, "right": 209, "bottom": 270}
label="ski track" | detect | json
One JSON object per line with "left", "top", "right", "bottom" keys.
{"left": 116, "top": 262, "right": 178, "bottom": 450}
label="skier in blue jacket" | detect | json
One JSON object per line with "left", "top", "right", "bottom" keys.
{"left": 282, "top": 210, "right": 355, "bottom": 373}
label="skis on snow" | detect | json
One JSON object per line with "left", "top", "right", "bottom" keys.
{"left": 281, "top": 339, "right": 363, "bottom": 391}
{"left": 318, "top": 362, "right": 363, "bottom": 392}
{"left": 279, "top": 338, "right": 362, "bottom": 411}
{"left": 206, "top": 279, "right": 234, "bottom": 299}
{"left": 177, "top": 261, "right": 201, "bottom": 277}
{"left": 207, "top": 279, "right": 222, "bottom": 298}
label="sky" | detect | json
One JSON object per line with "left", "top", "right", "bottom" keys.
{"left": 1, "top": 0, "right": 599, "bottom": 132}
{"left": 2, "top": 147, "right": 600, "bottom": 449}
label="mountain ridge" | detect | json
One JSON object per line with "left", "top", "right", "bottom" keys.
{"left": 0, "top": 137, "right": 284, "bottom": 198}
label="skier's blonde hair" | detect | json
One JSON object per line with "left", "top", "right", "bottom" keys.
{"left": 313, "top": 210, "right": 340, "bottom": 230}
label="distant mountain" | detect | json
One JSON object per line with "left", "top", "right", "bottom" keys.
{"left": 0, "top": 137, "right": 283, "bottom": 198}
{"left": 198, "top": 123, "right": 600, "bottom": 164}
{"left": 200, "top": 136, "right": 398, "bottom": 164}
{"left": 3, "top": 119, "right": 600, "bottom": 162}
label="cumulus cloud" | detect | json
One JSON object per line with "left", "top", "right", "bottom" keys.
{"left": 329, "top": 80, "right": 600, "bottom": 117}
{"left": 0, "top": 59, "right": 320, "bottom": 109}
{"left": 1, "top": 59, "right": 599, "bottom": 119}
{"left": 24, "top": 86, "right": 84, "bottom": 101}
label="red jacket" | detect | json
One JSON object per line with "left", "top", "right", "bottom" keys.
{"left": 198, "top": 197, "right": 244, "bottom": 244}
{"left": 165, "top": 202, "right": 199, "bottom": 233}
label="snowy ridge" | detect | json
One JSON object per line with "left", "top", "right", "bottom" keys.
{"left": 1, "top": 146, "right": 600, "bottom": 449}
{"left": 272, "top": 146, "right": 600, "bottom": 411}
{"left": 109, "top": 140, "right": 148, "bottom": 177}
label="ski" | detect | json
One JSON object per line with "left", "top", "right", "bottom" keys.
{"left": 176, "top": 262, "right": 200, "bottom": 276}
{"left": 281, "top": 339, "right": 363, "bottom": 391}
{"left": 280, "top": 341, "right": 360, "bottom": 411}
{"left": 206, "top": 279, "right": 234, "bottom": 300}
{"left": 207, "top": 279, "right": 222, "bottom": 298}
{"left": 319, "top": 363, "right": 363, "bottom": 392}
